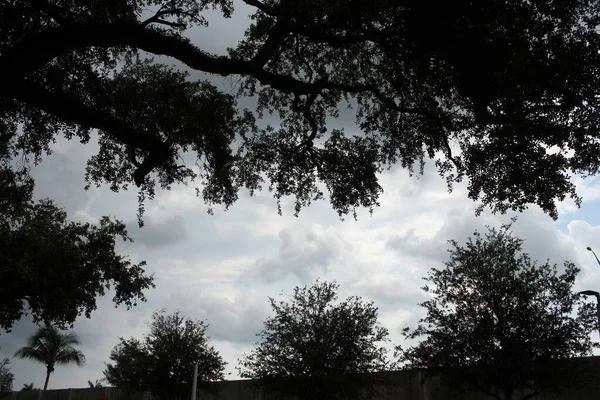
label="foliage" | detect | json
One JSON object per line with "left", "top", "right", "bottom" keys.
{"left": 2, "top": 1, "right": 600, "bottom": 220}
{"left": 104, "top": 310, "right": 225, "bottom": 400}
{"left": 87, "top": 379, "right": 104, "bottom": 388}
{"left": 238, "top": 280, "right": 390, "bottom": 400}
{"left": 21, "top": 383, "right": 40, "bottom": 391}
{"left": 397, "top": 225, "right": 599, "bottom": 400}
{"left": 14, "top": 325, "right": 86, "bottom": 392}
{"left": 0, "top": 165, "right": 155, "bottom": 332}
{"left": 0, "top": 358, "right": 14, "bottom": 392}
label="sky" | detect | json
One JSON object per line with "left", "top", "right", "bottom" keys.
{"left": 2, "top": 0, "right": 600, "bottom": 391}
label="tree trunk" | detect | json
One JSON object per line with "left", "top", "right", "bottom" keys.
{"left": 504, "top": 388, "right": 512, "bottom": 400}
{"left": 42, "top": 369, "right": 51, "bottom": 399}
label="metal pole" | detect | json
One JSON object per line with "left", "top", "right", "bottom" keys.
{"left": 191, "top": 362, "right": 198, "bottom": 400}
{"left": 587, "top": 247, "right": 600, "bottom": 267}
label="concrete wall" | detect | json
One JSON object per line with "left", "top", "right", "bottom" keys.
{"left": 4, "top": 357, "right": 600, "bottom": 400}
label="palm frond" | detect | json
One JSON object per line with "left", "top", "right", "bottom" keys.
{"left": 59, "top": 332, "right": 81, "bottom": 346}
{"left": 55, "top": 349, "right": 86, "bottom": 366}
{"left": 14, "top": 347, "right": 46, "bottom": 363}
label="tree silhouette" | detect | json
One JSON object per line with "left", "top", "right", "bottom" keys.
{"left": 2, "top": 1, "right": 600, "bottom": 220}
{"left": 21, "top": 383, "right": 39, "bottom": 391}
{"left": 0, "top": 358, "right": 13, "bottom": 392}
{"left": 14, "top": 325, "right": 85, "bottom": 393}
{"left": 104, "top": 310, "right": 225, "bottom": 400}
{"left": 87, "top": 379, "right": 104, "bottom": 389}
{"left": 398, "top": 225, "right": 599, "bottom": 400}
{"left": 0, "top": 166, "right": 154, "bottom": 332}
{"left": 239, "top": 280, "right": 389, "bottom": 400}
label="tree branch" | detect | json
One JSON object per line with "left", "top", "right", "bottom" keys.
{"left": 300, "top": 90, "right": 320, "bottom": 148}
{"left": 242, "top": 0, "right": 278, "bottom": 16}
{"left": 0, "top": 21, "right": 451, "bottom": 176}
{"left": 250, "top": 18, "right": 290, "bottom": 68}
{"left": 0, "top": 23, "right": 318, "bottom": 94}
{"left": 140, "top": 7, "right": 199, "bottom": 29}
{"left": 0, "top": 22, "right": 420, "bottom": 105}
{"left": 3, "top": 78, "right": 168, "bottom": 186}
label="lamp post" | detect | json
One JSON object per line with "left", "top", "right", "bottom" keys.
{"left": 587, "top": 246, "right": 600, "bottom": 267}
{"left": 578, "top": 290, "right": 600, "bottom": 339}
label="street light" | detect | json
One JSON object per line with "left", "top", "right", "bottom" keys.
{"left": 587, "top": 246, "right": 600, "bottom": 267}
{"left": 578, "top": 290, "right": 600, "bottom": 339}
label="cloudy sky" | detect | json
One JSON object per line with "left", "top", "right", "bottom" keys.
{"left": 2, "top": 1, "right": 600, "bottom": 391}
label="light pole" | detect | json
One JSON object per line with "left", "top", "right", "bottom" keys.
{"left": 578, "top": 290, "right": 600, "bottom": 339}
{"left": 587, "top": 246, "right": 600, "bottom": 267}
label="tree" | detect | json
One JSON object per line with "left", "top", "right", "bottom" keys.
{"left": 14, "top": 325, "right": 86, "bottom": 393}
{"left": 0, "top": 166, "right": 155, "bottom": 332}
{"left": 2, "top": 1, "right": 600, "bottom": 221}
{"left": 238, "top": 280, "right": 390, "bottom": 400}
{"left": 0, "top": 358, "right": 14, "bottom": 392}
{"left": 87, "top": 379, "right": 104, "bottom": 388}
{"left": 21, "top": 383, "right": 40, "bottom": 391}
{"left": 397, "top": 225, "right": 599, "bottom": 400}
{"left": 104, "top": 310, "right": 225, "bottom": 400}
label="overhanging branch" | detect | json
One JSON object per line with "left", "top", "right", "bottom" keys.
{"left": 0, "top": 23, "right": 395, "bottom": 98}
{"left": 242, "top": 0, "right": 278, "bottom": 16}
{"left": 0, "top": 23, "right": 317, "bottom": 94}
{"left": 3, "top": 78, "right": 168, "bottom": 186}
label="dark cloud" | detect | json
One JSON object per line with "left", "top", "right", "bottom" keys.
{"left": 127, "top": 215, "right": 189, "bottom": 249}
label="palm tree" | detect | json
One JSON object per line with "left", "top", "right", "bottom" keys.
{"left": 14, "top": 325, "right": 86, "bottom": 393}
{"left": 22, "top": 383, "right": 38, "bottom": 391}
{"left": 87, "top": 379, "right": 104, "bottom": 388}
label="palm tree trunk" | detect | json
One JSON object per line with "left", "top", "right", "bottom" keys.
{"left": 42, "top": 368, "right": 51, "bottom": 398}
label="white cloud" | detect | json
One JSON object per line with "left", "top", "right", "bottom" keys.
{"left": 246, "top": 223, "right": 351, "bottom": 284}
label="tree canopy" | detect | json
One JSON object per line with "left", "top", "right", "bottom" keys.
{"left": 14, "top": 325, "right": 86, "bottom": 392}
{"left": 104, "top": 310, "right": 226, "bottom": 400}
{"left": 2, "top": 0, "right": 600, "bottom": 220}
{"left": 397, "top": 225, "right": 599, "bottom": 400}
{"left": 0, "top": 167, "right": 155, "bottom": 332}
{"left": 238, "top": 280, "right": 390, "bottom": 400}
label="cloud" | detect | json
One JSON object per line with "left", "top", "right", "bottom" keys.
{"left": 246, "top": 223, "right": 351, "bottom": 284}
{"left": 160, "top": 287, "right": 270, "bottom": 345}
{"left": 126, "top": 215, "right": 189, "bottom": 249}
